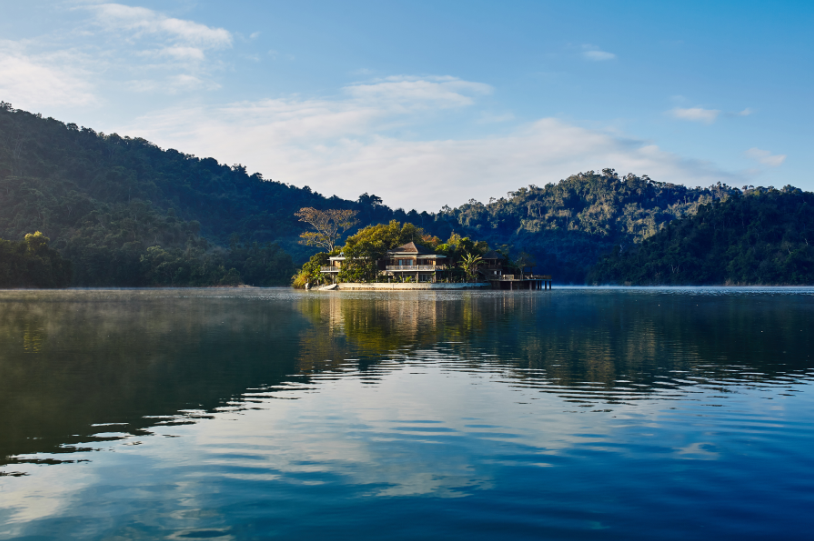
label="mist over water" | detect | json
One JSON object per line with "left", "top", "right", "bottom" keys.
{"left": 1, "top": 288, "right": 813, "bottom": 539}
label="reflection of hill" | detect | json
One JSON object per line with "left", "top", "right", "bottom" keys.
{"left": 294, "top": 291, "right": 814, "bottom": 395}
{"left": 0, "top": 291, "right": 311, "bottom": 467}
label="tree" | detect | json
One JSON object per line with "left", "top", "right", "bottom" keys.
{"left": 459, "top": 252, "right": 484, "bottom": 282}
{"left": 295, "top": 208, "right": 359, "bottom": 252}
{"left": 25, "top": 231, "right": 50, "bottom": 255}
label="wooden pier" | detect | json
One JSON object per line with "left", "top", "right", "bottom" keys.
{"left": 489, "top": 274, "right": 552, "bottom": 290}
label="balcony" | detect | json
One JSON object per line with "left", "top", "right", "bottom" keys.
{"left": 320, "top": 266, "right": 339, "bottom": 272}
{"left": 385, "top": 265, "right": 446, "bottom": 271}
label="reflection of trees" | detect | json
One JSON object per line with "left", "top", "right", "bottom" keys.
{"left": 294, "top": 291, "right": 814, "bottom": 397}
{"left": 295, "top": 293, "right": 488, "bottom": 373}
{"left": 0, "top": 291, "right": 310, "bottom": 467}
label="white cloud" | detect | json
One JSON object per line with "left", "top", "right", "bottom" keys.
{"left": 476, "top": 112, "right": 515, "bottom": 124}
{"left": 122, "top": 76, "right": 736, "bottom": 211}
{"left": 0, "top": 41, "right": 96, "bottom": 109}
{"left": 87, "top": 3, "right": 232, "bottom": 50}
{"left": 343, "top": 76, "right": 492, "bottom": 109}
{"left": 581, "top": 45, "right": 616, "bottom": 61}
{"left": 735, "top": 108, "right": 753, "bottom": 116}
{"left": 745, "top": 148, "right": 786, "bottom": 167}
{"left": 668, "top": 107, "right": 721, "bottom": 124}
{"left": 154, "top": 46, "right": 206, "bottom": 61}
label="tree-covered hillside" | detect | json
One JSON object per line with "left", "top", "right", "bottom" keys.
{"left": 588, "top": 187, "right": 814, "bottom": 285}
{"left": 0, "top": 103, "right": 345, "bottom": 251}
{"left": 440, "top": 169, "right": 740, "bottom": 281}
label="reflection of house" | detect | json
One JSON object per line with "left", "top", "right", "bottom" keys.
{"left": 320, "top": 242, "right": 448, "bottom": 283}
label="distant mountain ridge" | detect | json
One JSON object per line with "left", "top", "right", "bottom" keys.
{"left": 0, "top": 102, "right": 783, "bottom": 285}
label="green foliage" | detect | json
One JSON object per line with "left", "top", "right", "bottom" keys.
{"left": 458, "top": 252, "right": 484, "bottom": 282}
{"left": 588, "top": 187, "right": 814, "bottom": 285}
{"left": 292, "top": 252, "right": 330, "bottom": 288}
{"left": 0, "top": 232, "right": 71, "bottom": 288}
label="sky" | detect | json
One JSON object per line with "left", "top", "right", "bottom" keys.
{"left": 0, "top": 0, "right": 811, "bottom": 211}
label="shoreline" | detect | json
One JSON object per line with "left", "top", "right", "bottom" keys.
{"left": 329, "top": 282, "right": 491, "bottom": 291}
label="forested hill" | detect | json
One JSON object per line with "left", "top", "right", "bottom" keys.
{"left": 0, "top": 103, "right": 419, "bottom": 257}
{"left": 440, "top": 170, "right": 741, "bottom": 281}
{"left": 588, "top": 188, "right": 814, "bottom": 285}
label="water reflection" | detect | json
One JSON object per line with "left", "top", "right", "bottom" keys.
{"left": 1, "top": 288, "right": 813, "bottom": 539}
{"left": 2, "top": 288, "right": 813, "bottom": 469}
{"left": 296, "top": 289, "right": 814, "bottom": 392}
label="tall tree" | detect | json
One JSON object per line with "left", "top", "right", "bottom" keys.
{"left": 295, "top": 208, "right": 359, "bottom": 252}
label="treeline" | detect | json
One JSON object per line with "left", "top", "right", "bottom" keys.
{"left": 589, "top": 187, "right": 814, "bottom": 285}
{"left": 0, "top": 232, "right": 71, "bottom": 288}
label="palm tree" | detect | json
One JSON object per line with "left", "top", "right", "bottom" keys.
{"left": 458, "top": 252, "right": 484, "bottom": 282}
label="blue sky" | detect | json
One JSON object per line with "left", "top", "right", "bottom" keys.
{"left": 1, "top": 1, "right": 811, "bottom": 210}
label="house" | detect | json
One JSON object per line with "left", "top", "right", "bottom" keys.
{"left": 320, "top": 241, "right": 448, "bottom": 283}
{"left": 383, "top": 242, "right": 448, "bottom": 283}
{"left": 479, "top": 250, "right": 506, "bottom": 280}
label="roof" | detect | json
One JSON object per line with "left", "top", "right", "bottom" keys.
{"left": 387, "top": 241, "right": 434, "bottom": 255}
{"left": 482, "top": 250, "right": 506, "bottom": 260}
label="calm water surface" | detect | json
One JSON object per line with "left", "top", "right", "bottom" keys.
{"left": 1, "top": 288, "right": 813, "bottom": 540}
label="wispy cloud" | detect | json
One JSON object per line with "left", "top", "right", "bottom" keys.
{"left": 581, "top": 45, "right": 616, "bottom": 61}
{"left": 123, "top": 76, "right": 736, "bottom": 211}
{"left": 0, "top": 40, "right": 96, "bottom": 109}
{"left": 745, "top": 147, "right": 786, "bottom": 166}
{"left": 343, "top": 76, "right": 492, "bottom": 110}
{"left": 86, "top": 3, "right": 232, "bottom": 51}
{"left": 668, "top": 107, "right": 721, "bottom": 124}
{"left": 148, "top": 46, "right": 206, "bottom": 61}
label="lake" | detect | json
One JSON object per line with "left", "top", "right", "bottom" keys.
{"left": 1, "top": 288, "right": 813, "bottom": 540}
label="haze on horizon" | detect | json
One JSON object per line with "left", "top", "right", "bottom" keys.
{"left": 0, "top": 0, "right": 810, "bottom": 212}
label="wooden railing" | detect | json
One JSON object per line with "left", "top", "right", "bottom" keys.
{"left": 494, "top": 274, "right": 552, "bottom": 281}
{"left": 320, "top": 266, "right": 339, "bottom": 272}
